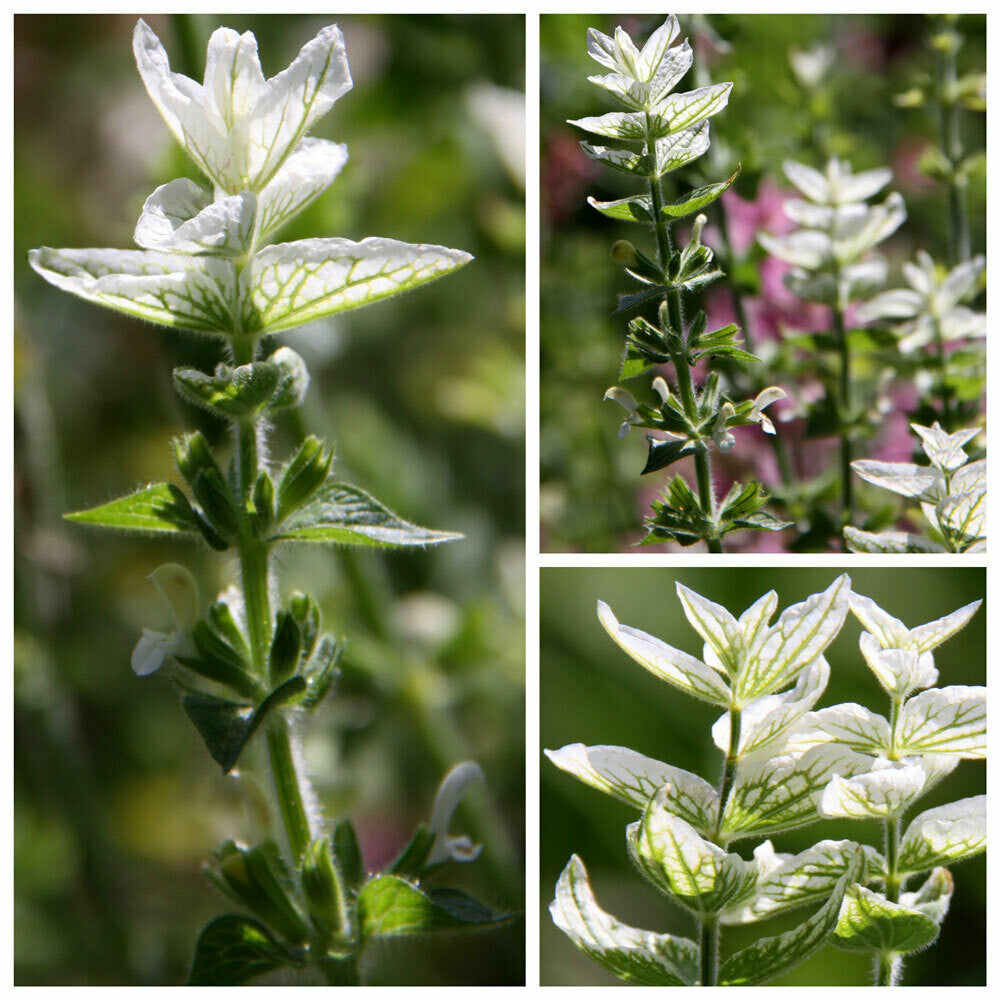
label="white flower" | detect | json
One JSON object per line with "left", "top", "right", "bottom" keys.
{"left": 604, "top": 386, "right": 640, "bottom": 437}
{"left": 748, "top": 387, "right": 786, "bottom": 435}
{"left": 858, "top": 250, "right": 985, "bottom": 353}
{"left": 133, "top": 19, "right": 352, "bottom": 196}
{"left": 713, "top": 402, "right": 736, "bottom": 452}
{"left": 426, "top": 761, "right": 485, "bottom": 866}
{"left": 131, "top": 563, "right": 199, "bottom": 676}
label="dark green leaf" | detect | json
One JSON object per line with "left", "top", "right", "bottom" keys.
{"left": 173, "top": 361, "right": 280, "bottom": 418}
{"left": 357, "top": 876, "right": 509, "bottom": 940}
{"left": 271, "top": 482, "right": 462, "bottom": 548}
{"left": 660, "top": 166, "right": 741, "bottom": 219}
{"left": 642, "top": 436, "right": 697, "bottom": 475}
{"left": 833, "top": 885, "right": 940, "bottom": 954}
{"left": 188, "top": 914, "right": 303, "bottom": 985}
{"left": 65, "top": 483, "right": 201, "bottom": 536}
{"left": 388, "top": 823, "right": 434, "bottom": 878}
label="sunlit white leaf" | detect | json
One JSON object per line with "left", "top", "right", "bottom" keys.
{"left": 898, "top": 796, "right": 985, "bottom": 874}
{"left": 900, "top": 867, "right": 953, "bottom": 925}
{"left": 134, "top": 179, "right": 256, "bottom": 256}
{"left": 676, "top": 583, "right": 746, "bottom": 677}
{"left": 721, "top": 744, "right": 870, "bottom": 840}
{"left": 544, "top": 743, "right": 718, "bottom": 832}
{"left": 597, "top": 600, "right": 731, "bottom": 706}
{"left": 843, "top": 527, "right": 945, "bottom": 554}
{"left": 240, "top": 237, "right": 472, "bottom": 335}
{"left": 850, "top": 460, "right": 943, "bottom": 502}
{"left": 133, "top": 19, "right": 352, "bottom": 194}
{"left": 29, "top": 246, "right": 237, "bottom": 335}
{"left": 832, "top": 193, "right": 906, "bottom": 264}
{"left": 757, "top": 229, "right": 830, "bottom": 270}
{"left": 719, "top": 850, "right": 863, "bottom": 985}
{"left": 858, "top": 633, "right": 937, "bottom": 700}
{"left": 628, "top": 788, "right": 759, "bottom": 915}
{"left": 734, "top": 574, "right": 851, "bottom": 703}
{"left": 805, "top": 701, "right": 891, "bottom": 755}
{"left": 894, "top": 685, "right": 985, "bottom": 758}
{"left": 908, "top": 600, "right": 982, "bottom": 653}
{"left": 551, "top": 855, "right": 698, "bottom": 986}
{"left": 819, "top": 760, "right": 926, "bottom": 820}
{"left": 255, "top": 138, "right": 349, "bottom": 242}
{"left": 712, "top": 657, "right": 829, "bottom": 761}
{"left": 721, "top": 839, "right": 880, "bottom": 925}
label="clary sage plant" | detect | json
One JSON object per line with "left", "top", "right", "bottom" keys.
{"left": 30, "top": 20, "right": 508, "bottom": 985}
{"left": 547, "top": 576, "right": 985, "bottom": 985}
{"left": 576, "top": 16, "right": 788, "bottom": 552}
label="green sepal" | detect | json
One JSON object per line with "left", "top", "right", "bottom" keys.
{"left": 660, "top": 167, "right": 741, "bottom": 220}
{"left": 388, "top": 823, "right": 434, "bottom": 879}
{"left": 643, "top": 475, "right": 715, "bottom": 546}
{"left": 268, "top": 610, "right": 301, "bottom": 683}
{"left": 288, "top": 592, "right": 320, "bottom": 663}
{"left": 587, "top": 193, "right": 654, "bottom": 222}
{"left": 301, "top": 836, "right": 352, "bottom": 946}
{"left": 333, "top": 818, "right": 365, "bottom": 891}
{"left": 207, "top": 599, "right": 251, "bottom": 665}
{"left": 271, "top": 482, "right": 463, "bottom": 548}
{"left": 64, "top": 482, "right": 202, "bottom": 537}
{"left": 182, "top": 675, "right": 306, "bottom": 772}
{"left": 299, "top": 634, "right": 342, "bottom": 710}
{"left": 175, "top": 432, "right": 240, "bottom": 539}
{"left": 207, "top": 839, "right": 311, "bottom": 945}
{"left": 173, "top": 361, "right": 281, "bottom": 419}
{"left": 642, "top": 436, "right": 699, "bottom": 475}
{"left": 275, "top": 436, "right": 334, "bottom": 523}
{"left": 719, "top": 850, "right": 863, "bottom": 985}
{"left": 177, "top": 619, "right": 259, "bottom": 699}
{"left": 356, "top": 875, "right": 510, "bottom": 941}
{"left": 251, "top": 472, "right": 275, "bottom": 534}
{"left": 833, "top": 885, "right": 940, "bottom": 954}
{"left": 187, "top": 914, "right": 305, "bottom": 985}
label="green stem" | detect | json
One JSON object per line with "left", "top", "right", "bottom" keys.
{"left": 265, "top": 719, "right": 313, "bottom": 864}
{"left": 937, "top": 32, "right": 970, "bottom": 265}
{"left": 877, "top": 952, "right": 901, "bottom": 986}
{"left": 931, "top": 316, "right": 954, "bottom": 428}
{"left": 884, "top": 813, "right": 901, "bottom": 904}
{"left": 831, "top": 303, "right": 853, "bottom": 531}
{"left": 714, "top": 707, "right": 741, "bottom": 841}
{"left": 319, "top": 955, "right": 361, "bottom": 985}
{"left": 700, "top": 915, "right": 720, "bottom": 986}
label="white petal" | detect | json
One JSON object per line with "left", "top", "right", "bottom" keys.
{"left": 148, "top": 563, "right": 199, "bottom": 630}
{"left": 131, "top": 629, "right": 176, "bottom": 676}
{"left": 426, "top": 761, "right": 483, "bottom": 865}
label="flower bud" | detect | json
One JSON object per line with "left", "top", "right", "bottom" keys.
{"left": 611, "top": 240, "right": 637, "bottom": 265}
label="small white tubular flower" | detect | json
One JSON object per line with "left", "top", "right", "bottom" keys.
{"left": 131, "top": 563, "right": 199, "bottom": 676}
{"left": 651, "top": 376, "right": 672, "bottom": 405}
{"left": 748, "top": 387, "right": 786, "bottom": 435}
{"left": 604, "top": 386, "right": 640, "bottom": 437}
{"left": 713, "top": 402, "right": 736, "bottom": 452}
{"left": 426, "top": 761, "right": 485, "bottom": 866}
{"left": 858, "top": 250, "right": 985, "bottom": 353}
{"left": 133, "top": 19, "right": 352, "bottom": 195}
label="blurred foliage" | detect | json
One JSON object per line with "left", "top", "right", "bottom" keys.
{"left": 540, "top": 13, "right": 985, "bottom": 552}
{"left": 15, "top": 13, "right": 524, "bottom": 985}
{"left": 540, "top": 566, "right": 985, "bottom": 985}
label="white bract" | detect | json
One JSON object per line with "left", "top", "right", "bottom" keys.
{"left": 758, "top": 157, "right": 905, "bottom": 310}
{"left": 858, "top": 250, "right": 985, "bottom": 353}
{"left": 30, "top": 21, "right": 472, "bottom": 345}
{"left": 846, "top": 422, "right": 985, "bottom": 553}
{"left": 549, "top": 580, "right": 984, "bottom": 986}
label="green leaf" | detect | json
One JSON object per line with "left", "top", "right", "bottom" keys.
{"left": 550, "top": 855, "right": 698, "bottom": 986}
{"left": 833, "top": 885, "right": 940, "bottom": 954}
{"left": 182, "top": 676, "right": 306, "bottom": 772}
{"left": 586, "top": 194, "right": 654, "bottom": 222}
{"left": 719, "top": 850, "right": 863, "bottom": 985}
{"left": 357, "top": 875, "right": 509, "bottom": 940}
{"left": 173, "top": 361, "right": 281, "bottom": 418}
{"left": 65, "top": 482, "right": 201, "bottom": 536}
{"left": 898, "top": 796, "right": 986, "bottom": 874}
{"left": 187, "top": 914, "right": 304, "bottom": 985}
{"left": 271, "top": 482, "right": 463, "bottom": 548}
{"left": 661, "top": 167, "right": 741, "bottom": 220}
{"left": 628, "top": 788, "right": 759, "bottom": 915}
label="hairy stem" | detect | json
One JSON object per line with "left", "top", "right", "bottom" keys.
{"left": 265, "top": 719, "right": 313, "bottom": 864}
{"left": 714, "top": 707, "right": 741, "bottom": 841}
{"left": 884, "top": 813, "right": 901, "bottom": 905}
{"left": 877, "top": 951, "right": 902, "bottom": 986}
{"left": 700, "top": 915, "right": 720, "bottom": 987}
{"left": 831, "top": 303, "right": 853, "bottom": 532}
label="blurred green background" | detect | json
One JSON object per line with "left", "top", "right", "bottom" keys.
{"left": 540, "top": 14, "right": 985, "bottom": 552}
{"left": 15, "top": 13, "right": 524, "bottom": 985}
{"left": 541, "top": 567, "right": 985, "bottom": 985}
